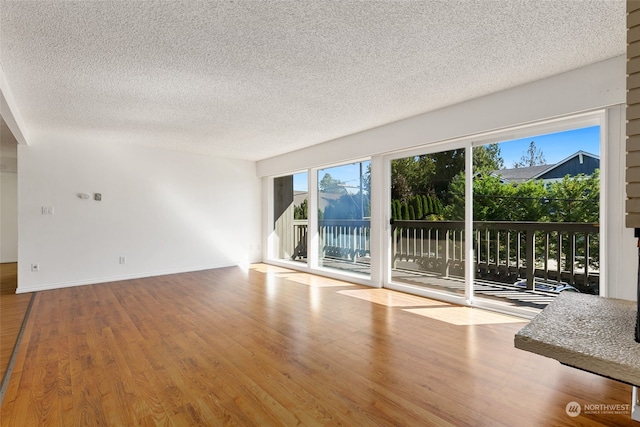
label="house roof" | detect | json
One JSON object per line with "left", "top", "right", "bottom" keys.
{"left": 530, "top": 150, "right": 599, "bottom": 180}
{"left": 494, "top": 165, "right": 552, "bottom": 183}
{"left": 493, "top": 151, "right": 599, "bottom": 183}
{"left": 0, "top": 2, "right": 625, "bottom": 161}
{"left": 293, "top": 191, "right": 308, "bottom": 208}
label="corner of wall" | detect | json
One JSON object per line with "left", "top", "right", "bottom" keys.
{"left": 0, "top": 63, "right": 29, "bottom": 146}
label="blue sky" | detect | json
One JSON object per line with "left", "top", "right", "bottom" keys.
{"left": 293, "top": 172, "right": 308, "bottom": 192}
{"left": 293, "top": 126, "right": 600, "bottom": 191}
{"left": 294, "top": 161, "right": 370, "bottom": 192}
{"left": 496, "top": 125, "right": 600, "bottom": 169}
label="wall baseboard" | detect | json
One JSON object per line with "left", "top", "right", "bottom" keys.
{"left": 15, "top": 262, "right": 240, "bottom": 294}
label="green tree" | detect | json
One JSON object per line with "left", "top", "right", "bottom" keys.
{"left": 390, "top": 194, "right": 445, "bottom": 220}
{"left": 421, "top": 195, "right": 429, "bottom": 215}
{"left": 447, "top": 170, "right": 599, "bottom": 223}
{"left": 391, "top": 157, "right": 429, "bottom": 202}
{"left": 547, "top": 170, "right": 599, "bottom": 223}
{"left": 470, "top": 174, "right": 511, "bottom": 221}
{"left": 402, "top": 203, "right": 410, "bottom": 220}
{"left": 362, "top": 163, "right": 371, "bottom": 196}
{"left": 428, "top": 150, "right": 465, "bottom": 205}
{"left": 294, "top": 199, "right": 308, "bottom": 220}
{"left": 446, "top": 173, "right": 548, "bottom": 221}
{"left": 473, "top": 144, "right": 504, "bottom": 172}
{"left": 391, "top": 145, "right": 504, "bottom": 208}
{"left": 412, "top": 195, "right": 423, "bottom": 219}
{"left": 442, "top": 173, "right": 465, "bottom": 220}
{"left": 393, "top": 200, "right": 402, "bottom": 220}
{"left": 513, "top": 141, "right": 546, "bottom": 168}
{"left": 319, "top": 173, "right": 346, "bottom": 194}
{"left": 511, "top": 179, "right": 548, "bottom": 221}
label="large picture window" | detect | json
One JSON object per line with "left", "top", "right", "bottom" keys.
{"left": 317, "top": 161, "right": 371, "bottom": 277}
{"left": 267, "top": 113, "right": 610, "bottom": 317}
{"left": 472, "top": 126, "right": 600, "bottom": 313}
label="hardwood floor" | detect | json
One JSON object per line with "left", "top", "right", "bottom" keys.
{"left": 0, "top": 264, "right": 635, "bottom": 426}
{"left": 0, "top": 263, "right": 17, "bottom": 294}
{"left": 0, "top": 263, "right": 32, "bottom": 382}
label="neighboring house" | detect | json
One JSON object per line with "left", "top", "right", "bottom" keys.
{"left": 293, "top": 190, "right": 339, "bottom": 212}
{"left": 493, "top": 164, "right": 550, "bottom": 183}
{"left": 293, "top": 190, "right": 309, "bottom": 208}
{"left": 493, "top": 151, "right": 599, "bottom": 183}
{"left": 293, "top": 191, "right": 346, "bottom": 217}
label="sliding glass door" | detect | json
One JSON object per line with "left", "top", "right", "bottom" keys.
{"left": 384, "top": 122, "right": 602, "bottom": 314}
{"left": 388, "top": 147, "right": 467, "bottom": 297}
{"left": 472, "top": 126, "right": 601, "bottom": 313}
{"left": 317, "top": 161, "right": 371, "bottom": 277}
{"left": 268, "top": 113, "right": 605, "bottom": 316}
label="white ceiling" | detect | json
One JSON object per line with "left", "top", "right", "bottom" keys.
{"left": 0, "top": 1, "right": 626, "bottom": 161}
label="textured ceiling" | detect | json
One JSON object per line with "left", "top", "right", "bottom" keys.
{"left": 0, "top": 1, "right": 626, "bottom": 161}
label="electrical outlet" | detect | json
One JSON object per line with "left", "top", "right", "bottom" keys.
{"left": 119, "top": 256, "right": 126, "bottom": 264}
{"left": 41, "top": 206, "right": 54, "bottom": 215}
{"left": 31, "top": 263, "right": 39, "bottom": 272}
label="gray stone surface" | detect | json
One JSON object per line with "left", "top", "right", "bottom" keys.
{"left": 515, "top": 292, "right": 640, "bottom": 386}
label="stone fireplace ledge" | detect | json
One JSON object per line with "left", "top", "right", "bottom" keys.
{"left": 515, "top": 292, "right": 640, "bottom": 387}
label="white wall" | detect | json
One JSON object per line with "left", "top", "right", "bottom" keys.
{"left": 1, "top": 171, "right": 18, "bottom": 262}
{"left": 17, "top": 139, "right": 261, "bottom": 293}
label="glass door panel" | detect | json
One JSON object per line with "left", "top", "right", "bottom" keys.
{"left": 472, "top": 127, "right": 600, "bottom": 313}
{"left": 317, "top": 161, "right": 371, "bottom": 276}
{"left": 389, "top": 149, "right": 466, "bottom": 296}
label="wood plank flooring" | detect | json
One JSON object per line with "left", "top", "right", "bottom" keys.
{"left": 0, "top": 264, "right": 635, "bottom": 426}
{"left": 0, "top": 263, "right": 32, "bottom": 382}
{"left": 0, "top": 263, "right": 17, "bottom": 294}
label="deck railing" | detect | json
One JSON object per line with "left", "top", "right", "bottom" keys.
{"left": 318, "top": 219, "right": 371, "bottom": 261}
{"left": 392, "top": 220, "right": 599, "bottom": 293}
{"left": 291, "top": 219, "right": 600, "bottom": 293}
{"left": 293, "top": 219, "right": 371, "bottom": 262}
{"left": 292, "top": 220, "right": 308, "bottom": 260}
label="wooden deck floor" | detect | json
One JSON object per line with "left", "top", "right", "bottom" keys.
{"left": 0, "top": 264, "right": 635, "bottom": 426}
{"left": 312, "top": 258, "right": 560, "bottom": 312}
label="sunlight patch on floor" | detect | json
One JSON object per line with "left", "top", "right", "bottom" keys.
{"left": 404, "top": 306, "right": 528, "bottom": 325}
{"left": 249, "top": 263, "right": 295, "bottom": 274}
{"left": 337, "top": 288, "right": 450, "bottom": 307}
{"left": 284, "top": 274, "right": 355, "bottom": 288}
{"left": 249, "top": 264, "right": 355, "bottom": 287}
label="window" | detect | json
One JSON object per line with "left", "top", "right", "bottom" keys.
{"left": 273, "top": 172, "right": 308, "bottom": 264}
{"left": 472, "top": 126, "right": 601, "bottom": 312}
{"left": 389, "top": 148, "right": 466, "bottom": 297}
{"left": 317, "top": 161, "right": 371, "bottom": 276}
{"left": 266, "top": 112, "right": 614, "bottom": 316}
